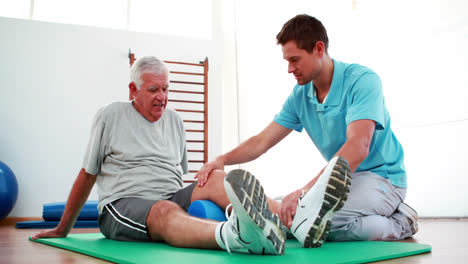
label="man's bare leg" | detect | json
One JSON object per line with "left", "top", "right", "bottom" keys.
{"left": 145, "top": 197, "right": 284, "bottom": 253}
{"left": 146, "top": 169, "right": 285, "bottom": 254}
{"left": 146, "top": 200, "right": 220, "bottom": 249}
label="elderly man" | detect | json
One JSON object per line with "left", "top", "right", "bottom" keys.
{"left": 32, "top": 56, "right": 286, "bottom": 255}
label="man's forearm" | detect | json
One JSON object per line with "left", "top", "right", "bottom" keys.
{"left": 220, "top": 121, "right": 293, "bottom": 167}
{"left": 220, "top": 135, "right": 267, "bottom": 166}
{"left": 335, "top": 119, "right": 375, "bottom": 173}
{"left": 334, "top": 137, "right": 370, "bottom": 173}
{"left": 56, "top": 168, "right": 97, "bottom": 234}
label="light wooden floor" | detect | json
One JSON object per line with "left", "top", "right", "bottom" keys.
{"left": 1, "top": 218, "right": 467, "bottom": 263}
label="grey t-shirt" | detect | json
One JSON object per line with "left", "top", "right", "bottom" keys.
{"left": 82, "top": 101, "right": 188, "bottom": 213}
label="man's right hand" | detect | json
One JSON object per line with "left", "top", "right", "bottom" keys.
{"left": 30, "top": 169, "right": 96, "bottom": 241}
{"left": 31, "top": 227, "right": 68, "bottom": 240}
{"left": 194, "top": 157, "right": 225, "bottom": 187}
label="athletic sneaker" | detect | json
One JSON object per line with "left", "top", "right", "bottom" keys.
{"left": 291, "top": 156, "right": 351, "bottom": 248}
{"left": 222, "top": 169, "right": 286, "bottom": 255}
{"left": 397, "top": 202, "right": 419, "bottom": 235}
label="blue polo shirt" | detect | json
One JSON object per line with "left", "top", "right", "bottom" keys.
{"left": 274, "top": 59, "right": 406, "bottom": 188}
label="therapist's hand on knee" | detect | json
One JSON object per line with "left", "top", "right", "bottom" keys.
{"left": 195, "top": 157, "right": 225, "bottom": 187}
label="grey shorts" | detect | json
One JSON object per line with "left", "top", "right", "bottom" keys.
{"left": 98, "top": 182, "right": 196, "bottom": 242}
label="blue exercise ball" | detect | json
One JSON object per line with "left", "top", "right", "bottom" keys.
{"left": 0, "top": 161, "right": 18, "bottom": 221}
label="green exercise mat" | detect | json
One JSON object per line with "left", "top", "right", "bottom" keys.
{"left": 31, "top": 233, "right": 431, "bottom": 264}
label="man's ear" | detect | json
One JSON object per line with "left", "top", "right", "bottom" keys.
{"left": 314, "top": 41, "right": 326, "bottom": 57}
{"left": 129, "top": 82, "right": 137, "bottom": 99}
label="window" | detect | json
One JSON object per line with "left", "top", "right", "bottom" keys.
{"left": 0, "top": 0, "right": 30, "bottom": 19}
{"left": 128, "top": 0, "right": 212, "bottom": 39}
{"left": 33, "top": 0, "right": 127, "bottom": 30}
{"left": 1, "top": 0, "right": 213, "bottom": 39}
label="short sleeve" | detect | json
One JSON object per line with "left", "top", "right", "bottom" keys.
{"left": 82, "top": 107, "right": 107, "bottom": 175}
{"left": 180, "top": 144, "right": 188, "bottom": 175}
{"left": 274, "top": 89, "right": 303, "bottom": 132}
{"left": 345, "top": 72, "right": 386, "bottom": 130}
{"left": 173, "top": 110, "right": 189, "bottom": 175}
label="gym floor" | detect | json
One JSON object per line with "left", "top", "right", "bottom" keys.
{"left": 0, "top": 218, "right": 467, "bottom": 263}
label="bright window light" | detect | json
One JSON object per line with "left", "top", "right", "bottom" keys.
{"left": 129, "top": 0, "right": 212, "bottom": 40}
{"left": 0, "top": 0, "right": 30, "bottom": 19}
{"left": 33, "top": 0, "right": 127, "bottom": 30}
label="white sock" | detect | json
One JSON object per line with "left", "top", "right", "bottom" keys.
{"left": 215, "top": 222, "right": 227, "bottom": 250}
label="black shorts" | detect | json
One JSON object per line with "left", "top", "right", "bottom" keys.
{"left": 98, "top": 182, "right": 196, "bottom": 242}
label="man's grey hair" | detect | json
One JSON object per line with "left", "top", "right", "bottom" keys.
{"left": 130, "top": 56, "right": 169, "bottom": 89}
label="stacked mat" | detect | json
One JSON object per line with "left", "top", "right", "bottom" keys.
{"left": 16, "top": 200, "right": 224, "bottom": 229}
{"left": 16, "top": 201, "right": 99, "bottom": 228}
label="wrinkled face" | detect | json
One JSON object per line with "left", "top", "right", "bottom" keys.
{"left": 130, "top": 72, "right": 169, "bottom": 122}
{"left": 282, "top": 40, "right": 323, "bottom": 85}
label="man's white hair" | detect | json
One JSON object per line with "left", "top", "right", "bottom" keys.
{"left": 130, "top": 56, "right": 169, "bottom": 89}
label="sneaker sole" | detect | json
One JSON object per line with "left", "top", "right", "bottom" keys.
{"left": 303, "top": 156, "right": 351, "bottom": 248}
{"left": 225, "top": 169, "right": 286, "bottom": 255}
{"left": 398, "top": 203, "right": 418, "bottom": 223}
{"left": 398, "top": 202, "right": 419, "bottom": 235}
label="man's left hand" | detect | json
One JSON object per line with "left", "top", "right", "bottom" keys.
{"left": 278, "top": 189, "right": 303, "bottom": 229}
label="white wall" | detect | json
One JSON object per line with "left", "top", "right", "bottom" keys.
{"left": 234, "top": 0, "right": 468, "bottom": 217}
{"left": 0, "top": 16, "right": 221, "bottom": 217}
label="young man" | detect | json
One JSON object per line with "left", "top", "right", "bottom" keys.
{"left": 32, "top": 56, "right": 286, "bottom": 255}
{"left": 196, "top": 14, "right": 418, "bottom": 245}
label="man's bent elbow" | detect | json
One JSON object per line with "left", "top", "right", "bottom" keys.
{"left": 358, "top": 139, "right": 371, "bottom": 161}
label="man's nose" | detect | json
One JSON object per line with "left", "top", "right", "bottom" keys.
{"left": 288, "top": 63, "right": 295, "bottom": 73}
{"left": 155, "top": 90, "right": 166, "bottom": 101}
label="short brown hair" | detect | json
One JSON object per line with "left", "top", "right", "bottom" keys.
{"left": 276, "top": 14, "right": 329, "bottom": 53}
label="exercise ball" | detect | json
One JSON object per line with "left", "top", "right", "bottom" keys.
{"left": 0, "top": 161, "right": 18, "bottom": 221}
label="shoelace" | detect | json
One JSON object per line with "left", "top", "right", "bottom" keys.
{"left": 224, "top": 204, "right": 233, "bottom": 254}
{"left": 296, "top": 189, "right": 306, "bottom": 209}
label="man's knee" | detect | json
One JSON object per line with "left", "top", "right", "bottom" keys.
{"left": 146, "top": 200, "right": 181, "bottom": 238}
{"left": 192, "top": 169, "right": 229, "bottom": 207}
{"left": 148, "top": 200, "right": 180, "bottom": 221}
{"left": 195, "top": 170, "right": 226, "bottom": 195}
{"left": 205, "top": 169, "right": 226, "bottom": 186}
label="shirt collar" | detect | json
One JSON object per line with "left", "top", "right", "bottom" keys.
{"left": 307, "top": 59, "right": 344, "bottom": 108}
